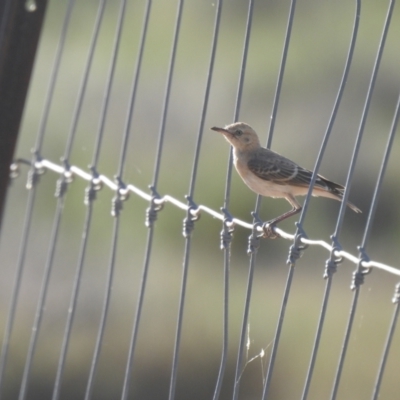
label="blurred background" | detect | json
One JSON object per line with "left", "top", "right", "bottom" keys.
{"left": 1, "top": 0, "right": 400, "bottom": 399}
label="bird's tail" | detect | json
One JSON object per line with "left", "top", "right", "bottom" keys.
{"left": 320, "top": 177, "right": 362, "bottom": 213}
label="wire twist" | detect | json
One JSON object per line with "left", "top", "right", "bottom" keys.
{"left": 324, "top": 236, "right": 344, "bottom": 279}
{"left": 247, "top": 212, "right": 262, "bottom": 255}
{"left": 220, "top": 208, "right": 234, "bottom": 250}
{"left": 392, "top": 283, "right": 400, "bottom": 304}
{"left": 287, "top": 223, "right": 309, "bottom": 267}
{"left": 8, "top": 157, "right": 400, "bottom": 278}
{"left": 111, "top": 176, "right": 129, "bottom": 217}
{"left": 26, "top": 152, "right": 46, "bottom": 190}
{"left": 183, "top": 196, "right": 200, "bottom": 238}
{"left": 145, "top": 186, "right": 163, "bottom": 228}
{"left": 84, "top": 167, "right": 103, "bottom": 205}
{"left": 350, "top": 246, "right": 371, "bottom": 290}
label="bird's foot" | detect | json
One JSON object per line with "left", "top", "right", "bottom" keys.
{"left": 261, "top": 222, "right": 280, "bottom": 239}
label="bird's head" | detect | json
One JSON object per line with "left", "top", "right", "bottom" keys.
{"left": 211, "top": 122, "right": 261, "bottom": 152}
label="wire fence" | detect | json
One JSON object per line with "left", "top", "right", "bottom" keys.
{"left": 0, "top": 1, "right": 399, "bottom": 399}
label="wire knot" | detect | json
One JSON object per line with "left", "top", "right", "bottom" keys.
{"left": 324, "top": 238, "right": 343, "bottom": 279}
{"left": 111, "top": 176, "right": 129, "bottom": 217}
{"left": 350, "top": 269, "right": 366, "bottom": 290}
{"left": 324, "top": 258, "right": 338, "bottom": 279}
{"left": 357, "top": 245, "right": 371, "bottom": 272}
{"left": 183, "top": 196, "right": 200, "bottom": 238}
{"left": 84, "top": 167, "right": 103, "bottom": 205}
{"left": 392, "top": 283, "right": 400, "bottom": 304}
{"left": 350, "top": 246, "right": 372, "bottom": 290}
{"left": 26, "top": 152, "right": 46, "bottom": 190}
{"left": 220, "top": 208, "right": 234, "bottom": 250}
{"left": 247, "top": 212, "right": 262, "bottom": 255}
{"left": 286, "top": 223, "right": 308, "bottom": 267}
{"left": 54, "top": 159, "right": 74, "bottom": 198}
{"left": 323, "top": 236, "right": 343, "bottom": 279}
{"left": 145, "top": 186, "right": 163, "bottom": 228}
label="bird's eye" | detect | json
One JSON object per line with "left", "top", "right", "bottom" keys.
{"left": 236, "top": 129, "right": 243, "bottom": 136}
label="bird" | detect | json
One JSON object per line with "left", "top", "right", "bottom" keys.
{"left": 211, "top": 122, "right": 361, "bottom": 238}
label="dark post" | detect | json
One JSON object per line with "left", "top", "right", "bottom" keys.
{"left": 0, "top": 0, "right": 48, "bottom": 231}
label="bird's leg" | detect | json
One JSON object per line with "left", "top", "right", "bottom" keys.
{"left": 262, "top": 196, "right": 302, "bottom": 239}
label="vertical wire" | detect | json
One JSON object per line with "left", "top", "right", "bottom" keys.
{"left": 34, "top": 0, "right": 76, "bottom": 154}
{"left": 18, "top": 197, "right": 66, "bottom": 400}
{"left": 62, "top": 0, "right": 106, "bottom": 162}
{"left": 83, "top": 1, "right": 129, "bottom": 399}
{"left": 301, "top": 277, "right": 333, "bottom": 400}
{"left": 116, "top": 0, "right": 151, "bottom": 180}
{"left": 52, "top": 206, "right": 95, "bottom": 400}
{"left": 372, "top": 284, "right": 400, "bottom": 400}
{"left": 229, "top": 1, "right": 295, "bottom": 399}
{"left": 90, "top": 0, "right": 126, "bottom": 169}
{"left": 223, "top": 0, "right": 254, "bottom": 211}
{"left": 151, "top": 0, "right": 184, "bottom": 189}
{"left": 332, "top": 0, "right": 395, "bottom": 241}
{"left": 259, "top": 3, "right": 297, "bottom": 398}
{"left": 145, "top": 0, "right": 186, "bottom": 400}
{"left": 265, "top": 0, "right": 296, "bottom": 150}
{"left": 261, "top": 264, "right": 295, "bottom": 400}
{"left": 213, "top": 235, "right": 229, "bottom": 400}
{"left": 300, "top": 2, "right": 361, "bottom": 399}
{"left": 330, "top": 1, "right": 396, "bottom": 399}
{"left": 358, "top": 93, "right": 400, "bottom": 253}
{"left": 20, "top": 0, "right": 85, "bottom": 396}
{"left": 208, "top": 2, "right": 226, "bottom": 386}
{"left": 0, "top": 189, "right": 37, "bottom": 398}
{"left": 0, "top": 2, "right": 75, "bottom": 395}
{"left": 51, "top": 2, "right": 107, "bottom": 399}
{"left": 228, "top": 2, "right": 256, "bottom": 400}
{"left": 146, "top": 1, "right": 224, "bottom": 400}
{"left": 330, "top": 287, "right": 361, "bottom": 400}
{"left": 363, "top": 92, "right": 400, "bottom": 400}
{"left": 187, "top": 0, "right": 222, "bottom": 200}
{"left": 84, "top": 217, "right": 120, "bottom": 400}
{"left": 297, "top": 0, "right": 360, "bottom": 229}
{"left": 113, "top": 0, "right": 152, "bottom": 398}
{"left": 118, "top": 1, "right": 152, "bottom": 399}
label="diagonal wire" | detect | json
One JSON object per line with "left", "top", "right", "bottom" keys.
{"left": 18, "top": 196, "right": 66, "bottom": 400}
{"left": 233, "top": 1, "right": 294, "bottom": 397}
{"left": 152, "top": 1, "right": 184, "bottom": 190}
{"left": 222, "top": 0, "right": 297, "bottom": 399}
{"left": 51, "top": 2, "right": 107, "bottom": 399}
{"left": 258, "top": 3, "right": 297, "bottom": 399}
{"left": 364, "top": 90, "right": 400, "bottom": 399}
{"left": 223, "top": 0, "right": 254, "bottom": 212}
{"left": 358, "top": 94, "right": 400, "bottom": 255}
{"left": 19, "top": 1, "right": 83, "bottom": 398}
{"left": 372, "top": 283, "right": 400, "bottom": 400}
{"left": 158, "top": 1, "right": 192, "bottom": 398}
{"left": 330, "top": 1, "right": 396, "bottom": 399}
{"left": 0, "top": 1, "right": 76, "bottom": 399}
{"left": 109, "top": 1, "right": 152, "bottom": 398}
{"left": 300, "top": 2, "right": 361, "bottom": 399}
{"left": 144, "top": 0, "right": 224, "bottom": 399}
{"left": 0, "top": 186, "right": 38, "bottom": 399}
{"left": 227, "top": 1, "right": 258, "bottom": 399}
{"left": 83, "top": 1, "right": 130, "bottom": 399}
{"left": 206, "top": 4, "right": 229, "bottom": 397}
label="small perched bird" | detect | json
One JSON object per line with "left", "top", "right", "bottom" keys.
{"left": 212, "top": 122, "right": 361, "bottom": 237}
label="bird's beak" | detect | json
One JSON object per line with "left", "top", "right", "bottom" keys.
{"left": 211, "top": 126, "right": 231, "bottom": 136}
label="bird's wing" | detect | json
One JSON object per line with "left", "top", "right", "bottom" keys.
{"left": 247, "top": 152, "right": 329, "bottom": 189}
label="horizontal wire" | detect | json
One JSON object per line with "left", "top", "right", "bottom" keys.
{"left": 12, "top": 158, "right": 400, "bottom": 278}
